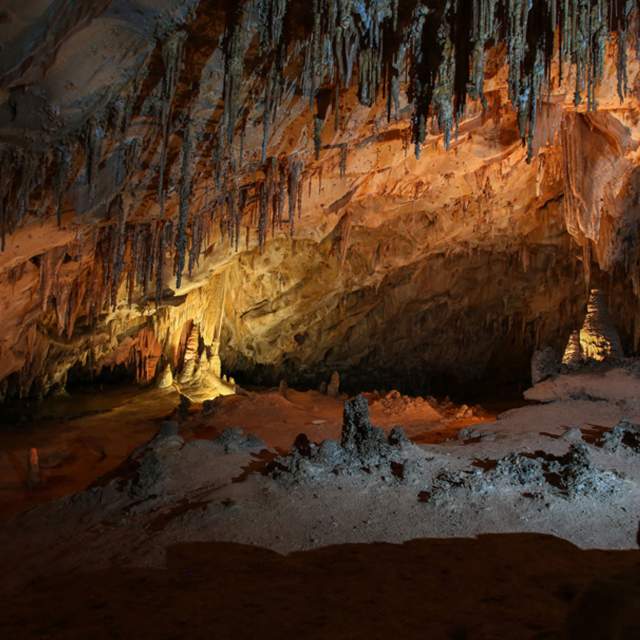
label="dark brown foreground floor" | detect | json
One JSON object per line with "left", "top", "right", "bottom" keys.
{"left": 2, "top": 533, "right": 639, "bottom": 640}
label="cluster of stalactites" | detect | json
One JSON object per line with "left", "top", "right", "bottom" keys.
{"left": 405, "top": 0, "right": 639, "bottom": 159}
{"left": 246, "top": 1, "right": 640, "bottom": 164}
{"left": 2, "top": 1, "right": 639, "bottom": 281}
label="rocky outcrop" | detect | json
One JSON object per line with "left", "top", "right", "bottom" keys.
{"left": 531, "top": 347, "right": 559, "bottom": 385}
{"left": 273, "top": 394, "right": 414, "bottom": 482}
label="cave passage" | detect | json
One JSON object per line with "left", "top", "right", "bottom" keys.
{"left": 2, "top": 2, "right": 640, "bottom": 638}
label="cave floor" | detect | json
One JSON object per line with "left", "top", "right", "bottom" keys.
{"left": 1, "top": 370, "right": 639, "bottom": 638}
{"left": 0, "top": 386, "right": 180, "bottom": 518}
{"left": 0, "top": 385, "right": 488, "bottom": 519}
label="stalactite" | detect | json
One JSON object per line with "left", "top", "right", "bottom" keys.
{"left": 2, "top": 0, "right": 640, "bottom": 319}
{"left": 54, "top": 145, "right": 71, "bottom": 227}
{"left": 85, "top": 118, "right": 104, "bottom": 199}
{"left": 143, "top": 224, "right": 155, "bottom": 300}
{"left": 155, "top": 221, "right": 170, "bottom": 306}
{"left": 469, "top": 0, "right": 498, "bottom": 107}
{"left": 222, "top": 7, "right": 246, "bottom": 146}
{"left": 188, "top": 213, "right": 204, "bottom": 277}
{"left": 158, "top": 30, "right": 187, "bottom": 217}
{"left": 175, "top": 122, "right": 194, "bottom": 289}
{"left": 314, "top": 115, "right": 323, "bottom": 160}
{"left": 257, "top": 0, "right": 288, "bottom": 53}
{"left": 433, "top": 4, "right": 456, "bottom": 150}
{"left": 225, "top": 170, "right": 242, "bottom": 250}
{"left": 128, "top": 227, "right": 139, "bottom": 307}
{"left": 16, "top": 150, "right": 38, "bottom": 227}
{"left": 0, "top": 147, "right": 11, "bottom": 251}
{"left": 110, "top": 196, "right": 127, "bottom": 308}
{"left": 339, "top": 143, "right": 348, "bottom": 178}
{"left": 287, "top": 156, "right": 304, "bottom": 236}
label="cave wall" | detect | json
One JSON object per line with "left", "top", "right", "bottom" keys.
{"left": 2, "top": 1, "right": 640, "bottom": 400}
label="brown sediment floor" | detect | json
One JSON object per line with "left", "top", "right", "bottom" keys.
{"left": 0, "top": 386, "right": 488, "bottom": 518}
{"left": 0, "top": 387, "right": 179, "bottom": 518}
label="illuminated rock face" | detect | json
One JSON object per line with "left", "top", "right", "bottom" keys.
{"left": 562, "top": 330, "right": 583, "bottom": 369}
{"left": 579, "top": 290, "right": 624, "bottom": 363}
{"left": 1, "top": 2, "right": 640, "bottom": 399}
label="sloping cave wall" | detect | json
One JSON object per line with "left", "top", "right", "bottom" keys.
{"left": 2, "top": 1, "right": 640, "bottom": 401}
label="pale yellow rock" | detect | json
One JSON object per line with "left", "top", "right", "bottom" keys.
{"left": 156, "top": 364, "right": 174, "bottom": 389}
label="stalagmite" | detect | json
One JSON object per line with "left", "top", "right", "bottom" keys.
{"left": 26, "top": 448, "right": 41, "bottom": 489}
{"left": 580, "top": 289, "right": 624, "bottom": 362}
{"left": 180, "top": 322, "right": 201, "bottom": 384}
{"left": 156, "top": 363, "right": 174, "bottom": 389}
{"left": 562, "top": 330, "right": 583, "bottom": 368}
{"left": 327, "top": 371, "right": 340, "bottom": 397}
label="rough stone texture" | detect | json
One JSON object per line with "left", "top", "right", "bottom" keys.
{"left": 562, "top": 330, "right": 583, "bottom": 369}
{"left": 274, "top": 395, "right": 415, "bottom": 482}
{"left": 326, "top": 371, "right": 340, "bottom": 398}
{"left": 531, "top": 346, "right": 559, "bottom": 384}
{"left": 211, "top": 427, "right": 265, "bottom": 454}
{"left": 429, "top": 443, "right": 623, "bottom": 502}
{"left": 580, "top": 289, "right": 624, "bottom": 362}
{"left": 601, "top": 420, "right": 640, "bottom": 455}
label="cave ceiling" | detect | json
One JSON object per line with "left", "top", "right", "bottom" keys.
{"left": 2, "top": 1, "right": 640, "bottom": 399}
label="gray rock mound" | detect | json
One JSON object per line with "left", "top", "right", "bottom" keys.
{"left": 212, "top": 427, "right": 265, "bottom": 454}
{"left": 273, "top": 395, "right": 414, "bottom": 483}
{"left": 601, "top": 420, "right": 640, "bottom": 455}
{"left": 531, "top": 346, "right": 559, "bottom": 384}
{"left": 427, "top": 444, "right": 622, "bottom": 502}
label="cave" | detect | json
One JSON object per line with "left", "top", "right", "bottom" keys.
{"left": 1, "top": 2, "right": 640, "bottom": 638}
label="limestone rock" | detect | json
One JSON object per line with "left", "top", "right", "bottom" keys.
{"left": 212, "top": 428, "right": 265, "bottom": 454}
{"left": 580, "top": 290, "right": 623, "bottom": 362}
{"left": 562, "top": 330, "right": 583, "bottom": 369}
{"left": 327, "top": 371, "right": 340, "bottom": 398}
{"left": 179, "top": 324, "right": 200, "bottom": 384}
{"left": 531, "top": 347, "right": 559, "bottom": 384}
{"left": 26, "top": 448, "right": 41, "bottom": 489}
{"left": 156, "top": 364, "right": 174, "bottom": 389}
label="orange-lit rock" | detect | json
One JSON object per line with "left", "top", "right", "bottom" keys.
{"left": 1, "top": 3, "right": 640, "bottom": 399}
